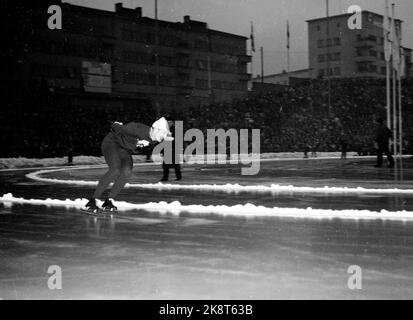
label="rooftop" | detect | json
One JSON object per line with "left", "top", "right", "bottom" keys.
{"left": 306, "top": 10, "right": 402, "bottom": 23}
{"left": 63, "top": 2, "right": 248, "bottom": 40}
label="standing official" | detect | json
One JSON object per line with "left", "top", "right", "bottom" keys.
{"left": 375, "top": 118, "right": 394, "bottom": 168}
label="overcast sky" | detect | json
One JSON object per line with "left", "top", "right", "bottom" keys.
{"left": 65, "top": 0, "right": 413, "bottom": 76}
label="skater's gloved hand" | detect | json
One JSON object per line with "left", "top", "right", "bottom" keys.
{"left": 163, "top": 136, "right": 174, "bottom": 142}
{"left": 136, "top": 140, "right": 150, "bottom": 148}
{"left": 113, "top": 121, "right": 123, "bottom": 126}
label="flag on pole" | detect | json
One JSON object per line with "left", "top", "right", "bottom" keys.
{"left": 400, "top": 47, "right": 406, "bottom": 77}
{"left": 391, "top": 16, "right": 401, "bottom": 73}
{"left": 383, "top": 0, "right": 392, "bottom": 62}
{"left": 286, "top": 20, "right": 290, "bottom": 49}
{"left": 250, "top": 22, "right": 255, "bottom": 52}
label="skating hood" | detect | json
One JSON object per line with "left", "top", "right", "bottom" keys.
{"left": 150, "top": 117, "right": 170, "bottom": 142}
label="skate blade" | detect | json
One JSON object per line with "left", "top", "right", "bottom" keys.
{"left": 81, "top": 207, "right": 103, "bottom": 216}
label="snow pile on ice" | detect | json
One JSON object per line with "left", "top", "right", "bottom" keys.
{"left": 123, "top": 182, "right": 413, "bottom": 195}
{"left": 2, "top": 152, "right": 380, "bottom": 169}
{"left": 0, "top": 156, "right": 104, "bottom": 169}
{"left": 26, "top": 168, "right": 413, "bottom": 195}
{"left": 0, "top": 155, "right": 151, "bottom": 169}
{"left": 1, "top": 193, "right": 413, "bottom": 221}
{"left": 186, "top": 152, "right": 359, "bottom": 163}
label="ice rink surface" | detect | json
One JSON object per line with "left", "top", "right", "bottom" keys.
{"left": 0, "top": 158, "right": 413, "bottom": 299}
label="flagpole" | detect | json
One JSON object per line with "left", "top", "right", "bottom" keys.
{"left": 398, "top": 28, "right": 403, "bottom": 160}
{"left": 386, "top": 64, "right": 391, "bottom": 129}
{"left": 385, "top": 0, "right": 391, "bottom": 129}
{"left": 260, "top": 46, "right": 264, "bottom": 83}
{"left": 399, "top": 68, "right": 403, "bottom": 160}
{"left": 326, "top": 0, "right": 331, "bottom": 117}
{"left": 154, "top": 0, "right": 160, "bottom": 117}
{"left": 398, "top": 70, "right": 402, "bottom": 158}
{"left": 287, "top": 20, "right": 290, "bottom": 86}
{"left": 207, "top": 31, "right": 212, "bottom": 102}
{"left": 250, "top": 50, "right": 254, "bottom": 83}
{"left": 207, "top": 55, "right": 212, "bottom": 98}
{"left": 250, "top": 22, "right": 255, "bottom": 85}
{"left": 391, "top": 4, "right": 397, "bottom": 159}
{"left": 393, "top": 68, "right": 397, "bottom": 157}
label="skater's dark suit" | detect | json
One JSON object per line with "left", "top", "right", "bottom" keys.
{"left": 161, "top": 122, "right": 182, "bottom": 181}
{"left": 375, "top": 118, "right": 394, "bottom": 168}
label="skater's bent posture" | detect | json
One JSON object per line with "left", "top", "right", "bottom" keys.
{"left": 85, "top": 117, "right": 170, "bottom": 212}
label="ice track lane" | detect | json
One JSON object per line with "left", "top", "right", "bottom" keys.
{"left": 0, "top": 158, "right": 413, "bottom": 299}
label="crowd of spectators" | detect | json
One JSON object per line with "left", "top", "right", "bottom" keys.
{"left": 1, "top": 91, "right": 154, "bottom": 158}
{"left": 2, "top": 78, "right": 412, "bottom": 158}
{"left": 187, "top": 77, "right": 413, "bottom": 155}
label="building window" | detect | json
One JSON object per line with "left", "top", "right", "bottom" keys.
{"left": 327, "top": 38, "right": 332, "bottom": 47}
{"left": 318, "top": 69, "right": 325, "bottom": 77}
{"left": 334, "top": 67, "right": 341, "bottom": 75}
{"left": 317, "top": 40, "right": 324, "bottom": 48}
{"left": 357, "top": 62, "right": 370, "bottom": 73}
{"left": 195, "top": 79, "right": 208, "bottom": 89}
{"left": 356, "top": 48, "right": 365, "bottom": 57}
{"left": 334, "top": 37, "right": 341, "bottom": 46}
{"left": 194, "top": 39, "right": 208, "bottom": 50}
{"left": 369, "top": 50, "right": 377, "bottom": 57}
{"left": 195, "top": 60, "right": 207, "bottom": 70}
{"left": 122, "top": 27, "right": 144, "bottom": 43}
{"left": 159, "top": 75, "right": 174, "bottom": 87}
{"left": 370, "top": 35, "right": 377, "bottom": 43}
{"left": 333, "top": 52, "right": 341, "bottom": 61}
{"left": 317, "top": 25, "right": 321, "bottom": 31}
{"left": 367, "top": 13, "right": 374, "bottom": 24}
{"left": 162, "top": 35, "right": 178, "bottom": 47}
{"left": 381, "top": 67, "right": 386, "bottom": 75}
{"left": 336, "top": 22, "right": 341, "bottom": 28}
{"left": 145, "top": 32, "right": 155, "bottom": 45}
{"left": 99, "top": 44, "right": 114, "bottom": 61}
{"left": 159, "top": 55, "right": 174, "bottom": 66}
{"left": 123, "top": 72, "right": 156, "bottom": 85}
{"left": 318, "top": 54, "right": 325, "bottom": 62}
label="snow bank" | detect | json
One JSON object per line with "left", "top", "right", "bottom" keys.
{"left": 26, "top": 168, "right": 413, "bottom": 195}
{"left": 0, "top": 155, "right": 149, "bottom": 169}
{"left": 0, "top": 152, "right": 364, "bottom": 169}
{"left": 1, "top": 193, "right": 412, "bottom": 221}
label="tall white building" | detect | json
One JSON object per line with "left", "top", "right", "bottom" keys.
{"left": 307, "top": 10, "right": 412, "bottom": 78}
